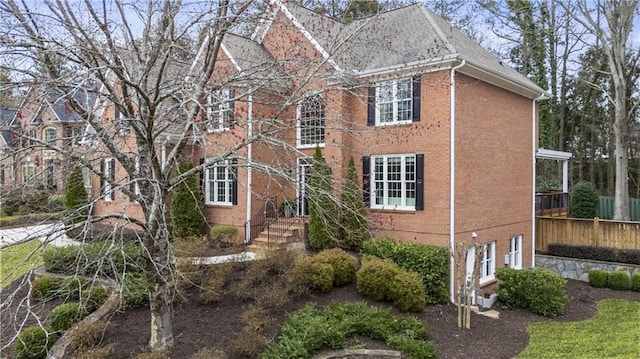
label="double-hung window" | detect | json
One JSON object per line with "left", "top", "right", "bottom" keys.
{"left": 44, "top": 128, "right": 57, "bottom": 144}
{"left": 205, "top": 160, "right": 236, "bottom": 205}
{"left": 206, "top": 88, "right": 234, "bottom": 132}
{"left": 509, "top": 235, "right": 522, "bottom": 269}
{"left": 22, "top": 163, "right": 36, "bottom": 185}
{"left": 371, "top": 154, "right": 417, "bottom": 210}
{"left": 480, "top": 241, "right": 496, "bottom": 284}
{"left": 376, "top": 78, "right": 413, "bottom": 125}
{"left": 115, "top": 106, "right": 130, "bottom": 136}
{"left": 297, "top": 93, "right": 325, "bottom": 148}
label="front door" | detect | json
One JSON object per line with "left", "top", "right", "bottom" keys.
{"left": 297, "top": 158, "right": 312, "bottom": 216}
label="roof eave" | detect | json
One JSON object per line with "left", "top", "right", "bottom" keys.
{"left": 351, "top": 54, "right": 459, "bottom": 79}
{"left": 459, "top": 62, "right": 550, "bottom": 100}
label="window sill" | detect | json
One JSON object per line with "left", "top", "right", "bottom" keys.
{"left": 370, "top": 207, "right": 416, "bottom": 214}
{"left": 204, "top": 203, "right": 234, "bottom": 208}
{"left": 478, "top": 277, "right": 497, "bottom": 287}
{"left": 206, "top": 128, "right": 231, "bottom": 134}
{"left": 297, "top": 143, "right": 325, "bottom": 149}
{"left": 374, "top": 120, "right": 413, "bottom": 127}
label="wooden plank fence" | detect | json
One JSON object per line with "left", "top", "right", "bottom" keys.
{"left": 598, "top": 196, "right": 640, "bottom": 221}
{"left": 536, "top": 216, "right": 640, "bottom": 252}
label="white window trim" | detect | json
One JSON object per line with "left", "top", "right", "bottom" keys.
{"left": 22, "top": 163, "right": 36, "bottom": 184}
{"left": 480, "top": 241, "right": 496, "bottom": 284}
{"left": 370, "top": 153, "right": 416, "bottom": 211}
{"left": 204, "top": 159, "right": 233, "bottom": 206}
{"left": 205, "top": 88, "right": 232, "bottom": 133}
{"left": 134, "top": 156, "right": 141, "bottom": 196}
{"left": 375, "top": 78, "right": 413, "bottom": 126}
{"left": 509, "top": 235, "right": 523, "bottom": 269}
{"left": 296, "top": 92, "right": 325, "bottom": 149}
{"left": 104, "top": 158, "right": 114, "bottom": 202}
{"left": 43, "top": 127, "right": 57, "bottom": 144}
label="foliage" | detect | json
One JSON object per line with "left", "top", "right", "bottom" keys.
{"left": 171, "top": 158, "right": 204, "bottom": 238}
{"left": 75, "top": 344, "right": 115, "bottom": 359}
{"left": 315, "top": 248, "right": 357, "bottom": 286}
{"left": 69, "top": 321, "right": 108, "bottom": 351}
{"left": 547, "top": 243, "right": 640, "bottom": 265}
{"left": 47, "top": 195, "right": 65, "bottom": 212}
{"left": 43, "top": 242, "right": 143, "bottom": 278}
{"left": 80, "top": 286, "right": 110, "bottom": 312}
{"left": 209, "top": 225, "right": 239, "bottom": 246}
{"left": 50, "top": 302, "right": 87, "bottom": 331}
{"left": 289, "top": 256, "right": 334, "bottom": 294}
{"left": 339, "top": 157, "right": 369, "bottom": 251}
{"left": 361, "top": 237, "right": 449, "bottom": 304}
{"left": 0, "top": 212, "right": 61, "bottom": 228}
{"left": 607, "top": 271, "right": 630, "bottom": 291}
{"left": 569, "top": 181, "right": 599, "bottom": 218}
{"left": 260, "top": 301, "right": 434, "bottom": 359}
{"left": 13, "top": 325, "right": 58, "bottom": 359}
{"left": 307, "top": 146, "right": 339, "bottom": 251}
{"left": 518, "top": 299, "right": 640, "bottom": 358}
{"left": 31, "top": 275, "right": 62, "bottom": 300}
{"left": 63, "top": 165, "right": 89, "bottom": 226}
{"left": 60, "top": 276, "right": 90, "bottom": 301}
{"left": 388, "top": 270, "right": 427, "bottom": 313}
{"left": 631, "top": 272, "right": 640, "bottom": 292}
{"left": 588, "top": 269, "right": 608, "bottom": 288}
{"left": 496, "top": 268, "right": 569, "bottom": 318}
{"left": 122, "top": 273, "right": 149, "bottom": 308}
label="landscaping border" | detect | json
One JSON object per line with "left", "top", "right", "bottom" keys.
{"left": 536, "top": 254, "right": 640, "bottom": 281}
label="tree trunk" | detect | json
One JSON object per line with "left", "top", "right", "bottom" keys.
{"left": 612, "top": 96, "right": 630, "bottom": 220}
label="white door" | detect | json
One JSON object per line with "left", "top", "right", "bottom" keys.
{"left": 465, "top": 246, "right": 476, "bottom": 304}
{"left": 297, "top": 158, "right": 312, "bottom": 216}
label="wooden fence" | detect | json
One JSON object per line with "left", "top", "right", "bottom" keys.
{"left": 536, "top": 216, "right": 640, "bottom": 252}
{"left": 598, "top": 196, "right": 640, "bottom": 221}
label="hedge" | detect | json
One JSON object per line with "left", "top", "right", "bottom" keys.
{"left": 43, "top": 241, "right": 143, "bottom": 278}
{"left": 496, "top": 268, "right": 568, "bottom": 318}
{"left": 13, "top": 326, "right": 58, "bottom": 359}
{"left": 547, "top": 243, "right": 640, "bottom": 265}
{"left": 361, "top": 237, "right": 449, "bottom": 304}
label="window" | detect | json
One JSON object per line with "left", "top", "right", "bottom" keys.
{"left": 101, "top": 158, "right": 115, "bottom": 201}
{"left": 480, "top": 241, "right": 496, "bottom": 284}
{"left": 63, "top": 125, "right": 79, "bottom": 147}
{"left": 46, "top": 159, "right": 55, "bottom": 190}
{"left": 44, "top": 128, "right": 57, "bottom": 144}
{"left": 204, "top": 159, "right": 236, "bottom": 205}
{"left": 205, "top": 88, "right": 234, "bottom": 132}
{"left": 297, "top": 93, "right": 325, "bottom": 147}
{"left": 371, "top": 154, "right": 417, "bottom": 210}
{"left": 22, "top": 163, "right": 36, "bottom": 185}
{"left": 129, "top": 156, "right": 142, "bottom": 200}
{"left": 0, "top": 164, "right": 5, "bottom": 184}
{"left": 115, "top": 106, "right": 130, "bottom": 136}
{"left": 509, "top": 235, "right": 522, "bottom": 269}
{"left": 28, "top": 129, "right": 37, "bottom": 146}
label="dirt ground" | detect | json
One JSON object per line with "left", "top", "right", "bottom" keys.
{"left": 2, "top": 269, "right": 639, "bottom": 359}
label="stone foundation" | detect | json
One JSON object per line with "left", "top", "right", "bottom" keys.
{"left": 535, "top": 255, "right": 640, "bottom": 282}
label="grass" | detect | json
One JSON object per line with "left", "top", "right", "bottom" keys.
{"left": 0, "top": 240, "right": 46, "bottom": 289}
{"left": 518, "top": 299, "right": 640, "bottom": 359}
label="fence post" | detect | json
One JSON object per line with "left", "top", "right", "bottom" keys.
{"left": 592, "top": 217, "right": 599, "bottom": 246}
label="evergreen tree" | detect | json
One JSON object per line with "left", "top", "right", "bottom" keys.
{"left": 170, "top": 158, "right": 204, "bottom": 238}
{"left": 340, "top": 157, "right": 368, "bottom": 251}
{"left": 63, "top": 165, "right": 89, "bottom": 226}
{"left": 307, "top": 146, "right": 339, "bottom": 250}
{"left": 569, "top": 181, "right": 599, "bottom": 219}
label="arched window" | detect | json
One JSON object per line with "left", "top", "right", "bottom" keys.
{"left": 297, "top": 93, "right": 325, "bottom": 148}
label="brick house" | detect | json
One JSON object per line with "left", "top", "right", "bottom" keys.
{"left": 90, "top": 1, "right": 546, "bottom": 301}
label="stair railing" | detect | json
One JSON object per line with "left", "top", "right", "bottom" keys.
{"left": 244, "top": 196, "right": 277, "bottom": 244}
{"left": 263, "top": 203, "right": 301, "bottom": 246}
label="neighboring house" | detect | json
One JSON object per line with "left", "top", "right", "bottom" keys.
{"left": 0, "top": 108, "right": 18, "bottom": 190}
{"left": 91, "top": 1, "right": 547, "bottom": 301}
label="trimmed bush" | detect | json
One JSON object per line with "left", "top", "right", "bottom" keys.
{"left": 31, "top": 276, "right": 62, "bottom": 300}
{"left": 607, "top": 271, "right": 630, "bottom": 290}
{"left": 588, "top": 269, "right": 608, "bottom": 288}
{"left": 289, "top": 256, "right": 334, "bottom": 294}
{"left": 361, "top": 237, "right": 449, "bottom": 304}
{"left": 80, "top": 286, "right": 109, "bottom": 312}
{"left": 122, "top": 273, "right": 149, "bottom": 308}
{"left": 60, "top": 276, "right": 90, "bottom": 300}
{"left": 339, "top": 157, "right": 369, "bottom": 251}
{"left": 307, "top": 146, "right": 339, "bottom": 251}
{"left": 209, "top": 225, "right": 239, "bottom": 246}
{"left": 315, "top": 248, "right": 356, "bottom": 286}
{"left": 569, "top": 181, "right": 599, "bottom": 218}
{"left": 43, "top": 242, "right": 143, "bottom": 278}
{"left": 13, "top": 325, "right": 58, "bottom": 359}
{"left": 389, "top": 270, "right": 426, "bottom": 312}
{"left": 356, "top": 256, "right": 399, "bottom": 301}
{"left": 631, "top": 273, "right": 640, "bottom": 292}
{"left": 50, "top": 302, "right": 87, "bottom": 331}
{"left": 546, "top": 243, "right": 640, "bottom": 265}
{"left": 496, "top": 268, "right": 569, "bottom": 318}
{"left": 170, "top": 157, "right": 204, "bottom": 238}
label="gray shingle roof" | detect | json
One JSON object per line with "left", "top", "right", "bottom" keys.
{"left": 0, "top": 108, "right": 17, "bottom": 147}
{"left": 46, "top": 86, "right": 99, "bottom": 122}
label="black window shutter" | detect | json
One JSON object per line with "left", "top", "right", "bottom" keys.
{"left": 367, "top": 87, "right": 375, "bottom": 126}
{"left": 109, "top": 159, "right": 116, "bottom": 200}
{"left": 228, "top": 88, "right": 235, "bottom": 126}
{"left": 231, "top": 159, "right": 238, "bottom": 205}
{"left": 362, "top": 156, "right": 370, "bottom": 206}
{"left": 415, "top": 154, "right": 424, "bottom": 210}
{"left": 412, "top": 75, "right": 421, "bottom": 122}
{"left": 199, "top": 158, "right": 205, "bottom": 197}
{"left": 100, "top": 159, "right": 105, "bottom": 196}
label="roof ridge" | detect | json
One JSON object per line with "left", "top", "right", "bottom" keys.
{"left": 417, "top": 6, "right": 457, "bottom": 56}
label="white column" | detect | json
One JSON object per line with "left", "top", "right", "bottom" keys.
{"left": 562, "top": 160, "right": 569, "bottom": 193}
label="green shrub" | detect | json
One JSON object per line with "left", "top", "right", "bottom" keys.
{"left": 569, "top": 181, "right": 599, "bottom": 218}
{"left": 31, "top": 276, "right": 62, "bottom": 300}
{"left": 631, "top": 272, "right": 640, "bottom": 291}
{"left": 209, "top": 225, "right": 239, "bottom": 245}
{"left": 47, "top": 195, "right": 65, "bottom": 212}
{"left": 43, "top": 242, "right": 142, "bottom": 278}
{"left": 122, "top": 273, "right": 149, "bottom": 308}
{"left": 356, "top": 256, "right": 399, "bottom": 301}
{"left": 339, "top": 157, "right": 369, "bottom": 251}
{"left": 386, "top": 334, "right": 437, "bottom": 359}
{"left": 50, "top": 302, "right": 87, "bottom": 331}
{"left": 361, "top": 237, "right": 449, "bottom": 304}
{"left": 60, "top": 276, "right": 90, "bottom": 300}
{"left": 13, "top": 325, "right": 58, "bottom": 359}
{"left": 170, "top": 157, "right": 204, "bottom": 238}
{"left": 307, "top": 146, "right": 339, "bottom": 251}
{"left": 496, "top": 268, "right": 568, "bottom": 318}
{"left": 64, "top": 165, "right": 89, "bottom": 229}
{"left": 289, "top": 256, "right": 334, "bottom": 294}
{"left": 388, "top": 270, "right": 426, "bottom": 313}
{"left": 80, "top": 286, "right": 109, "bottom": 312}
{"left": 315, "top": 248, "right": 356, "bottom": 286}
{"left": 588, "top": 269, "right": 608, "bottom": 288}
{"left": 607, "top": 271, "right": 630, "bottom": 290}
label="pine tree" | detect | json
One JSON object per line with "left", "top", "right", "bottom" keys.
{"left": 307, "top": 146, "right": 339, "bottom": 250}
{"left": 340, "top": 157, "right": 369, "bottom": 250}
{"left": 63, "top": 165, "right": 89, "bottom": 226}
{"left": 170, "top": 158, "right": 204, "bottom": 238}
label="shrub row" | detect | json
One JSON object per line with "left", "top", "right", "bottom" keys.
{"left": 547, "top": 243, "right": 640, "bottom": 265}
{"left": 31, "top": 275, "right": 110, "bottom": 308}
{"left": 589, "top": 270, "right": 640, "bottom": 291}
{"left": 43, "top": 241, "right": 143, "bottom": 278}
{"left": 495, "top": 268, "right": 569, "bottom": 318}
{"left": 289, "top": 248, "right": 356, "bottom": 294}
{"left": 356, "top": 256, "right": 426, "bottom": 312}
{"left": 361, "top": 237, "right": 449, "bottom": 304}
{"left": 260, "top": 301, "right": 436, "bottom": 359}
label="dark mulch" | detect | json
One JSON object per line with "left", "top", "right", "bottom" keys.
{"left": 2, "top": 272, "right": 639, "bottom": 359}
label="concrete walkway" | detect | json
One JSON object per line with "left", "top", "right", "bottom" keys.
{"left": 0, "top": 223, "right": 80, "bottom": 248}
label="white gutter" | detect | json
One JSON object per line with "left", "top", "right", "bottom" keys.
{"left": 531, "top": 94, "right": 545, "bottom": 268}
{"left": 449, "top": 59, "right": 465, "bottom": 303}
{"left": 245, "top": 94, "right": 253, "bottom": 244}
{"left": 354, "top": 55, "right": 458, "bottom": 78}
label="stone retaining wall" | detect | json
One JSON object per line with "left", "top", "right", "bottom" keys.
{"left": 536, "top": 255, "right": 640, "bottom": 281}
{"left": 313, "top": 349, "right": 402, "bottom": 359}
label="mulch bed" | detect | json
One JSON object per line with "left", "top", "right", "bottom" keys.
{"left": 2, "top": 271, "right": 639, "bottom": 359}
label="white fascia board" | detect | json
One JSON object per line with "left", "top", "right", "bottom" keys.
{"left": 188, "top": 32, "right": 210, "bottom": 78}
{"left": 459, "top": 62, "right": 550, "bottom": 100}
{"left": 352, "top": 55, "right": 458, "bottom": 79}
{"left": 536, "top": 148, "right": 573, "bottom": 160}
{"left": 220, "top": 43, "right": 243, "bottom": 73}
{"left": 251, "top": 0, "right": 281, "bottom": 43}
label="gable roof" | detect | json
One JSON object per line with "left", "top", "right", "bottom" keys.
{"left": 0, "top": 108, "right": 17, "bottom": 148}
{"left": 43, "top": 85, "right": 100, "bottom": 122}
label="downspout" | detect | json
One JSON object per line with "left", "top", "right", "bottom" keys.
{"left": 245, "top": 94, "right": 253, "bottom": 244}
{"left": 531, "top": 94, "right": 544, "bottom": 268}
{"left": 449, "top": 59, "right": 465, "bottom": 303}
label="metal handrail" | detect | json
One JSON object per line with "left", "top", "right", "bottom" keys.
{"left": 263, "top": 205, "right": 301, "bottom": 246}
{"left": 245, "top": 196, "right": 277, "bottom": 244}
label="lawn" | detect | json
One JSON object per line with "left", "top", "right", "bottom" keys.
{"left": 0, "top": 240, "right": 46, "bottom": 289}
{"left": 518, "top": 299, "right": 640, "bottom": 359}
